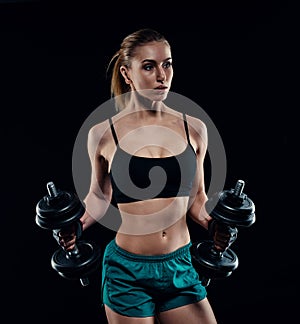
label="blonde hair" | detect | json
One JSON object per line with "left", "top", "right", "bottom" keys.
{"left": 106, "top": 28, "right": 170, "bottom": 111}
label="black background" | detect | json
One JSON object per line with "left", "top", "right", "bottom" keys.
{"left": 1, "top": 1, "right": 296, "bottom": 323}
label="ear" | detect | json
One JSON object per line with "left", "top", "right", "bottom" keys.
{"left": 120, "top": 66, "right": 131, "bottom": 84}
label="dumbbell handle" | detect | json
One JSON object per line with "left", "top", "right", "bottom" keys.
{"left": 201, "top": 276, "right": 211, "bottom": 287}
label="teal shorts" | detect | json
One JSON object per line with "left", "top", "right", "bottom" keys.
{"left": 101, "top": 239, "right": 207, "bottom": 317}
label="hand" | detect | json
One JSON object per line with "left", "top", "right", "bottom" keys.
{"left": 208, "top": 220, "right": 238, "bottom": 252}
{"left": 53, "top": 220, "right": 83, "bottom": 252}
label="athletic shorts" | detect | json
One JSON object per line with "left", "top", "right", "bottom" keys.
{"left": 101, "top": 239, "right": 207, "bottom": 317}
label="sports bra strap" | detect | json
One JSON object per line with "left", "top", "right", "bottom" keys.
{"left": 183, "top": 113, "right": 192, "bottom": 146}
{"left": 109, "top": 118, "right": 118, "bottom": 146}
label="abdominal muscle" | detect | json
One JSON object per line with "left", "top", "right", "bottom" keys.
{"left": 115, "top": 196, "right": 191, "bottom": 255}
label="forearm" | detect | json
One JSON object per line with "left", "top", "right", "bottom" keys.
{"left": 81, "top": 191, "right": 110, "bottom": 231}
{"left": 80, "top": 211, "right": 97, "bottom": 231}
{"left": 188, "top": 191, "right": 212, "bottom": 230}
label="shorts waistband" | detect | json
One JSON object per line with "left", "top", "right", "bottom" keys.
{"left": 110, "top": 239, "right": 192, "bottom": 262}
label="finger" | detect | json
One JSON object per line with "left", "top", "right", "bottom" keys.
{"left": 58, "top": 231, "right": 76, "bottom": 239}
{"left": 59, "top": 236, "right": 76, "bottom": 248}
{"left": 214, "top": 240, "right": 228, "bottom": 249}
{"left": 214, "top": 243, "right": 227, "bottom": 251}
{"left": 59, "top": 228, "right": 75, "bottom": 236}
{"left": 214, "top": 233, "right": 230, "bottom": 242}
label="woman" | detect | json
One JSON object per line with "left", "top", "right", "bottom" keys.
{"left": 58, "top": 28, "right": 235, "bottom": 323}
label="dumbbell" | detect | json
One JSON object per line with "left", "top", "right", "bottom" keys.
{"left": 35, "top": 181, "right": 102, "bottom": 286}
{"left": 191, "top": 179, "right": 255, "bottom": 286}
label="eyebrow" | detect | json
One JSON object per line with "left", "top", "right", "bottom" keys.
{"left": 141, "top": 57, "right": 172, "bottom": 64}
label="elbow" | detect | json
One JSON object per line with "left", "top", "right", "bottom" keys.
{"left": 82, "top": 190, "right": 111, "bottom": 226}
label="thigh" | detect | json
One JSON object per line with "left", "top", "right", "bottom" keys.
{"left": 157, "top": 298, "right": 217, "bottom": 324}
{"left": 102, "top": 240, "right": 156, "bottom": 317}
{"left": 105, "top": 305, "right": 156, "bottom": 324}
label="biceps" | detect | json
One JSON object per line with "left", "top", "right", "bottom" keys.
{"left": 191, "top": 157, "right": 206, "bottom": 197}
{"left": 88, "top": 154, "right": 112, "bottom": 200}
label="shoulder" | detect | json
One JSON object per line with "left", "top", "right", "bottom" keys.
{"left": 87, "top": 118, "right": 112, "bottom": 149}
{"left": 185, "top": 114, "right": 208, "bottom": 146}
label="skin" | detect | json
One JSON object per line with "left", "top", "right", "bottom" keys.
{"left": 58, "top": 41, "right": 231, "bottom": 323}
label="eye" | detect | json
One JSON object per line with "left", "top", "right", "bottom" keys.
{"left": 143, "top": 64, "right": 154, "bottom": 71}
{"left": 163, "top": 61, "right": 172, "bottom": 69}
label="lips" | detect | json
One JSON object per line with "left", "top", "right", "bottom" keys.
{"left": 154, "top": 86, "right": 168, "bottom": 90}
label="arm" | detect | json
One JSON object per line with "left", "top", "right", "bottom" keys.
{"left": 58, "top": 122, "right": 112, "bottom": 250}
{"left": 80, "top": 122, "right": 112, "bottom": 231}
{"left": 186, "top": 117, "right": 212, "bottom": 230}
{"left": 187, "top": 117, "right": 237, "bottom": 251}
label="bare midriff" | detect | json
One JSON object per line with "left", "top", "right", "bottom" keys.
{"left": 115, "top": 196, "right": 191, "bottom": 255}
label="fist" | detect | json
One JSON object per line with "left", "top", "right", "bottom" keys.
{"left": 209, "top": 220, "right": 238, "bottom": 252}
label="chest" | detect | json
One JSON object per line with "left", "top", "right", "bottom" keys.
{"left": 116, "top": 125, "right": 188, "bottom": 158}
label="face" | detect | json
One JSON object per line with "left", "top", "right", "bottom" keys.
{"left": 121, "top": 41, "right": 173, "bottom": 102}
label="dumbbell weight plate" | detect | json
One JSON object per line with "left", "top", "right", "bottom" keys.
{"left": 191, "top": 241, "right": 239, "bottom": 279}
{"left": 51, "top": 241, "right": 102, "bottom": 280}
{"left": 36, "top": 191, "right": 85, "bottom": 230}
{"left": 206, "top": 188, "right": 255, "bottom": 228}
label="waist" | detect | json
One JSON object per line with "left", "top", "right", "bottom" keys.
{"left": 117, "top": 196, "right": 189, "bottom": 235}
{"left": 110, "top": 238, "right": 192, "bottom": 262}
{"left": 116, "top": 214, "right": 190, "bottom": 255}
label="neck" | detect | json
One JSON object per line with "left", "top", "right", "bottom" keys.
{"left": 126, "top": 91, "right": 166, "bottom": 118}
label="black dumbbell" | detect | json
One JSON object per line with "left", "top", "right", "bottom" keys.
{"left": 191, "top": 179, "right": 255, "bottom": 286}
{"left": 35, "top": 181, "right": 102, "bottom": 286}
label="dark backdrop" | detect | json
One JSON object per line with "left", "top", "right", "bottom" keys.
{"left": 1, "top": 1, "right": 295, "bottom": 323}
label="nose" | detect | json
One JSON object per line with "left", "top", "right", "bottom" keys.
{"left": 157, "top": 67, "right": 166, "bottom": 82}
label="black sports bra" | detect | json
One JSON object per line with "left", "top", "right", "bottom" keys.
{"left": 109, "top": 113, "right": 197, "bottom": 204}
